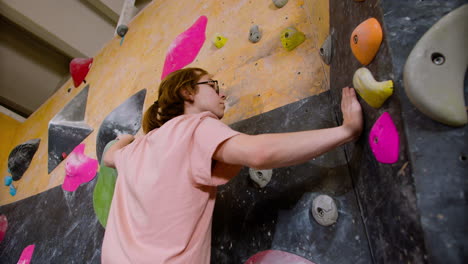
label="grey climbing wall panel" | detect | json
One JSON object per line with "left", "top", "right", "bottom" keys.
{"left": 381, "top": 1, "right": 468, "bottom": 263}
{"left": 212, "top": 91, "right": 372, "bottom": 264}
{"left": 330, "top": 0, "right": 427, "bottom": 263}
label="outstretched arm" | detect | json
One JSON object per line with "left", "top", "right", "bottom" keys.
{"left": 103, "top": 134, "right": 135, "bottom": 168}
{"left": 213, "top": 87, "right": 363, "bottom": 169}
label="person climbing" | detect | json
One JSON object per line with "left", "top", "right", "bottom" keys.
{"left": 101, "top": 67, "right": 363, "bottom": 264}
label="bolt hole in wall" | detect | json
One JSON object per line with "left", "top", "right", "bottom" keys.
{"left": 460, "top": 154, "right": 467, "bottom": 162}
{"left": 431, "top": 52, "right": 445, "bottom": 65}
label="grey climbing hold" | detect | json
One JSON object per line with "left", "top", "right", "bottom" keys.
{"left": 48, "top": 85, "right": 93, "bottom": 173}
{"left": 319, "top": 33, "right": 333, "bottom": 65}
{"left": 117, "top": 25, "right": 129, "bottom": 37}
{"left": 249, "top": 168, "right": 272, "bottom": 188}
{"left": 8, "top": 139, "right": 40, "bottom": 181}
{"left": 311, "top": 195, "right": 338, "bottom": 226}
{"left": 249, "top": 25, "right": 262, "bottom": 43}
{"left": 96, "top": 89, "right": 146, "bottom": 163}
{"left": 273, "top": 0, "right": 289, "bottom": 8}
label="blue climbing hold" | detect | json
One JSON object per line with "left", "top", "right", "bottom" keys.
{"left": 4, "top": 176, "right": 12, "bottom": 186}
{"left": 9, "top": 185, "right": 16, "bottom": 196}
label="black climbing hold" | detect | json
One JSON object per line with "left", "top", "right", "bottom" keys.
{"left": 8, "top": 139, "right": 40, "bottom": 181}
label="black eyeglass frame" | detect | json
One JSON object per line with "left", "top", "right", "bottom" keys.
{"left": 196, "top": 80, "right": 219, "bottom": 94}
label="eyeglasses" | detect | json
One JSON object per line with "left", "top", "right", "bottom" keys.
{"left": 196, "top": 80, "right": 219, "bottom": 94}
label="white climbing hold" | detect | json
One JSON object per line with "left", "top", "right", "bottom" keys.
{"left": 311, "top": 195, "right": 338, "bottom": 226}
{"left": 249, "top": 168, "right": 272, "bottom": 188}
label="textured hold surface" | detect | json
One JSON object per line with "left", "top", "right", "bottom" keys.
{"left": 248, "top": 168, "right": 272, "bottom": 188}
{"left": 350, "top": 18, "right": 382, "bottom": 65}
{"left": 7, "top": 139, "right": 40, "bottom": 181}
{"left": 248, "top": 25, "right": 262, "bottom": 43}
{"left": 369, "top": 112, "right": 399, "bottom": 164}
{"left": 273, "top": 0, "right": 289, "bottom": 8}
{"left": 161, "top": 16, "right": 207, "bottom": 80}
{"left": 93, "top": 140, "right": 118, "bottom": 228}
{"left": 213, "top": 33, "right": 228, "bottom": 48}
{"left": 281, "top": 27, "right": 306, "bottom": 51}
{"left": 63, "top": 144, "right": 98, "bottom": 192}
{"left": 353, "top": 67, "right": 393, "bottom": 108}
{"left": 403, "top": 4, "right": 468, "bottom": 127}
{"left": 319, "top": 33, "right": 333, "bottom": 65}
{"left": 48, "top": 86, "right": 93, "bottom": 174}
{"left": 311, "top": 194, "right": 338, "bottom": 226}
{"left": 70, "top": 58, "right": 93, "bottom": 87}
{"left": 245, "top": 250, "right": 316, "bottom": 264}
{"left": 96, "top": 89, "right": 146, "bottom": 163}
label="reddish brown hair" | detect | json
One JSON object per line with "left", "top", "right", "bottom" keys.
{"left": 142, "top": 67, "right": 208, "bottom": 133}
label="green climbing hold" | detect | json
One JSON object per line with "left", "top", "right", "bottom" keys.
{"left": 93, "top": 140, "right": 118, "bottom": 228}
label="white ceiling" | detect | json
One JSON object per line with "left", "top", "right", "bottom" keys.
{"left": 0, "top": 0, "right": 151, "bottom": 119}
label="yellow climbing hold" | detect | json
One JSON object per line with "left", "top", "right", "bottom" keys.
{"left": 352, "top": 67, "right": 393, "bottom": 108}
{"left": 281, "top": 27, "right": 306, "bottom": 51}
{"left": 212, "top": 34, "right": 228, "bottom": 49}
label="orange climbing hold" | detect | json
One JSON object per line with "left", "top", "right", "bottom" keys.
{"left": 350, "top": 18, "right": 383, "bottom": 65}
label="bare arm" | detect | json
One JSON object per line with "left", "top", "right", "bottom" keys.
{"left": 103, "top": 134, "right": 135, "bottom": 168}
{"left": 213, "top": 87, "right": 363, "bottom": 169}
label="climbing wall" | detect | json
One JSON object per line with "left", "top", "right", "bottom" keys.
{"left": 1, "top": 0, "right": 466, "bottom": 263}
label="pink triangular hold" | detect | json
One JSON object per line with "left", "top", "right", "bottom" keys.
{"left": 161, "top": 16, "right": 208, "bottom": 80}
{"left": 369, "top": 112, "right": 399, "bottom": 164}
{"left": 0, "top": 214, "right": 7, "bottom": 243}
{"left": 63, "top": 144, "right": 98, "bottom": 192}
{"left": 245, "top": 250, "right": 316, "bottom": 264}
{"left": 70, "top": 58, "right": 93, "bottom": 87}
{"left": 17, "top": 244, "right": 35, "bottom": 264}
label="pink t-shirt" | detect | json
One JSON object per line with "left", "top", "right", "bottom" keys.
{"left": 102, "top": 112, "right": 240, "bottom": 264}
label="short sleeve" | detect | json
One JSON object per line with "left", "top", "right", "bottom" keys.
{"left": 191, "top": 115, "right": 240, "bottom": 186}
{"left": 112, "top": 147, "right": 126, "bottom": 172}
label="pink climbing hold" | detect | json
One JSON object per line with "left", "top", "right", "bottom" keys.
{"left": 63, "top": 144, "right": 98, "bottom": 192}
{"left": 161, "top": 16, "right": 208, "bottom": 80}
{"left": 245, "top": 250, "right": 316, "bottom": 264}
{"left": 0, "top": 214, "right": 7, "bottom": 243}
{"left": 369, "top": 112, "right": 399, "bottom": 164}
{"left": 17, "top": 244, "right": 35, "bottom": 264}
{"left": 70, "top": 58, "right": 93, "bottom": 87}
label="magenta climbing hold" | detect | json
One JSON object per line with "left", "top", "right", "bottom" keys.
{"left": 245, "top": 250, "right": 316, "bottom": 264}
{"left": 17, "top": 244, "right": 35, "bottom": 264}
{"left": 70, "top": 58, "right": 93, "bottom": 87}
{"left": 0, "top": 214, "right": 7, "bottom": 243}
{"left": 161, "top": 16, "right": 207, "bottom": 80}
{"left": 369, "top": 112, "right": 399, "bottom": 164}
{"left": 63, "top": 144, "right": 98, "bottom": 192}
